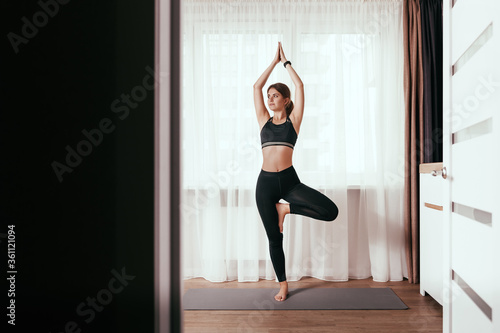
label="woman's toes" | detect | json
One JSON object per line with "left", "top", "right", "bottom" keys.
{"left": 274, "top": 289, "right": 287, "bottom": 301}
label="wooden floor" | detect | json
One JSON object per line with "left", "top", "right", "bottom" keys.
{"left": 182, "top": 277, "right": 442, "bottom": 333}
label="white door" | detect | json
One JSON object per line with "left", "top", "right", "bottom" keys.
{"left": 443, "top": 1, "right": 500, "bottom": 332}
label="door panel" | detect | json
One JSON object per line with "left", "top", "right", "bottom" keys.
{"left": 451, "top": 280, "right": 493, "bottom": 333}
{"left": 451, "top": 133, "right": 493, "bottom": 211}
{"left": 451, "top": 0, "right": 494, "bottom": 65}
{"left": 451, "top": 37, "right": 499, "bottom": 133}
{"left": 451, "top": 213, "right": 493, "bottom": 305}
{"left": 443, "top": 0, "right": 500, "bottom": 332}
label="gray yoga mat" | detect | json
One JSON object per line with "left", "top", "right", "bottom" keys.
{"left": 183, "top": 287, "right": 408, "bottom": 310}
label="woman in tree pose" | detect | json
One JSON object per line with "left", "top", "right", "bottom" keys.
{"left": 254, "top": 42, "right": 339, "bottom": 302}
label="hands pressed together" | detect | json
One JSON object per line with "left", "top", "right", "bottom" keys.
{"left": 273, "top": 42, "right": 289, "bottom": 66}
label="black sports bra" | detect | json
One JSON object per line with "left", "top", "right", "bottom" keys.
{"left": 260, "top": 116, "right": 298, "bottom": 149}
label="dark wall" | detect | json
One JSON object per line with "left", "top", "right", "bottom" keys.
{"left": 1, "top": 1, "right": 155, "bottom": 332}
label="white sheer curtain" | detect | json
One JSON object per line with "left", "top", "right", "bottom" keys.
{"left": 181, "top": 0, "right": 407, "bottom": 283}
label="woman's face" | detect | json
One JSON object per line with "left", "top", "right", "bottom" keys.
{"left": 267, "top": 88, "right": 289, "bottom": 112}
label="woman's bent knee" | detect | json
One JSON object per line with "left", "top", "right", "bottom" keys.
{"left": 326, "top": 201, "right": 339, "bottom": 221}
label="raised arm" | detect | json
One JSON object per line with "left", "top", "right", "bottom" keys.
{"left": 280, "top": 44, "right": 304, "bottom": 132}
{"left": 253, "top": 43, "right": 281, "bottom": 129}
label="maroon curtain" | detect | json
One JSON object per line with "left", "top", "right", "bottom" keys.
{"left": 403, "top": 0, "right": 443, "bottom": 284}
{"left": 403, "top": 0, "right": 423, "bottom": 284}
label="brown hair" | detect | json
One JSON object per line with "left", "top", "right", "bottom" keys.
{"left": 267, "top": 83, "right": 294, "bottom": 116}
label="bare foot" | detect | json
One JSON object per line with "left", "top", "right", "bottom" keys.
{"left": 275, "top": 203, "right": 290, "bottom": 233}
{"left": 275, "top": 281, "right": 288, "bottom": 301}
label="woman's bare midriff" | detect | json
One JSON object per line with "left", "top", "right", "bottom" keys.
{"left": 261, "top": 146, "right": 294, "bottom": 172}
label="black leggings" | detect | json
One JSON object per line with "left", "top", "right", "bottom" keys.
{"left": 255, "top": 165, "right": 339, "bottom": 282}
